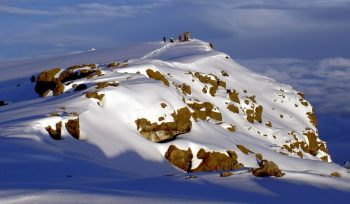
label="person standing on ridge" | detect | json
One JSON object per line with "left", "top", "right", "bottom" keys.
{"left": 178, "top": 34, "right": 182, "bottom": 42}
{"left": 163, "top": 36, "right": 166, "bottom": 43}
{"left": 184, "top": 32, "right": 191, "bottom": 41}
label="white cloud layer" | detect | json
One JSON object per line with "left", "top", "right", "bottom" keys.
{"left": 0, "top": 5, "right": 51, "bottom": 15}
{"left": 238, "top": 57, "right": 350, "bottom": 115}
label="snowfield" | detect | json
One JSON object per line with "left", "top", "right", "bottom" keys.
{"left": 0, "top": 39, "right": 349, "bottom": 203}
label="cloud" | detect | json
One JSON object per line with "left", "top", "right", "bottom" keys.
{"left": 0, "top": 1, "right": 166, "bottom": 17}
{"left": 319, "top": 57, "right": 350, "bottom": 68}
{"left": 58, "top": 2, "right": 163, "bottom": 17}
{"left": 238, "top": 57, "right": 350, "bottom": 115}
{"left": 0, "top": 5, "right": 51, "bottom": 15}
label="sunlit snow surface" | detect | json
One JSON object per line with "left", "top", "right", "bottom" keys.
{"left": 0, "top": 40, "right": 349, "bottom": 203}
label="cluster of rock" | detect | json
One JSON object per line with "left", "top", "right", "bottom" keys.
{"left": 165, "top": 144, "right": 284, "bottom": 177}
{"left": 34, "top": 64, "right": 102, "bottom": 97}
{"left": 46, "top": 118, "right": 80, "bottom": 140}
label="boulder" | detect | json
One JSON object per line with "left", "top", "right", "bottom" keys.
{"left": 192, "top": 149, "right": 243, "bottom": 172}
{"left": 164, "top": 145, "right": 193, "bottom": 172}
{"left": 252, "top": 160, "right": 284, "bottom": 177}
{"left": 45, "top": 121, "right": 62, "bottom": 140}
{"left": 65, "top": 118, "right": 80, "bottom": 139}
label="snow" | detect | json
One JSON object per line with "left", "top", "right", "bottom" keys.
{"left": 0, "top": 39, "right": 349, "bottom": 203}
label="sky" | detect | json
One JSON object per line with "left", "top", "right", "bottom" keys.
{"left": 0, "top": 0, "right": 350, "bottom": 61}
{"left": 0, "top": 0, "right": 349, "bottom": 162}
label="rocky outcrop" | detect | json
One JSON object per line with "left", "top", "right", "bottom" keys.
{"left": 135, "top": 107, "right": 192, "bottom": 142}
{"left": 164, "top": 145, "right": 193, "bottom": 172}
{"left": 192, "top": 148, "right": 243, "bottom": 172}
{"left": 35, "top": 66, "right": 102, "bottom": 97}
{"left": 35, "top": 68, "right": 61, "bottom": 96}
{"left": 187, "top": 102, "right": 222, "bottom": 121}
{"left": 252, "top": 160, "right": 284, "bottom": 177}
{"left": 194, "top": 72, "right": 226, "bottom": 96}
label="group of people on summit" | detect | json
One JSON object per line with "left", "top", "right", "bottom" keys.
{"left": 163, "top": 32, "right": 191, "bottom": 43}
{"left": 162, "top": 32, "right": 214, "bottom": 49}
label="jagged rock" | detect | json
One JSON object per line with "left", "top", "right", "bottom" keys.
{"left": 53, "top": 82, "right": 65, "bottom": 96}
{"left": 237, "top": 144, "right": 253, "bottom": 155}
{"left": 95, "top": 81, "right": 119, "bottom": 89}
{"left": 227, "top": 104, "right": 239, "bottom": 113}
{"left": 146, "top": 69, "right": 170, "bottom": 86}
{"left": 192, "top": 148, "right": 243, "bottom": 172}
{"left": 194, "top": 72, "right": 226, "bottom": 96}
{"left": 181, "top": 83, "right": 192, "bottom": 95}
{"left": 65, "top": 118, "right": 80, "bottom": 139}
{"left": 187, "top": 102, "right": 222, "bottom": 121}
{"left": 252, "top": 160, "right": 284, "bottom": 177}
{"left": 85, "top": 91, "right": 105, "bottom": 101}
{"left": 35, "top": 68, "right": 61, "bottom": 96}
{"left": 228, "top": 89, "right": 240, "bottom": 103}
{"left": 135, "top": 107, "right": 192, "bottom": 142}
{"left": 35, "top": 66, "right": 102, "bottom": 97}
{"left": 164, "top": 145, "right": 193, "bottom": 172}
{"left": 246, "top": 105, "right": 263, "bottom": 123}
{"left": 45, "top": 121, "right": 62, "bottom": 140}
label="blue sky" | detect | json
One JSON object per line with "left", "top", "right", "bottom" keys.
{"left": 1, "top": 0, "right": 349, "bottom": 162}
{"left": 1, "top": 0, "right": 350, "bottom": 61}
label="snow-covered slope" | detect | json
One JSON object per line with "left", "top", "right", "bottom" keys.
{"left": 0, "top": 39, "right": 349, "bottom": 203}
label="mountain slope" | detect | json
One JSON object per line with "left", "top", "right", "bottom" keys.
{"left": 0, "top": 39, "right": 349, "bottom": 203}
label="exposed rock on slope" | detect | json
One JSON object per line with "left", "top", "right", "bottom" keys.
{"left": 192, "top": 149, "right": 243, "bottom": 172}
{"left": 252, "top": 160, "right": 284, "bottom": 177}
{"left": 135, "top": 107, "right": 192, "bottom": 142}
{"left": 165, "top": 145, "right": 193, "bottom": 172}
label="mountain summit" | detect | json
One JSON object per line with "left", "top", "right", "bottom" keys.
{"left": 0, "top": 39, "right": 349, "bottom": 203}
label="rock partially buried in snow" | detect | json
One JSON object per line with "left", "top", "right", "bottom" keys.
{"left": 65, "top": 118, "right": 80, "bottom": 140}
{"left": 164, "top": 145, "right": 193, "bottom": 172}
{"left": 135, "top": 107, "right": 192, "bottom": 143}
{"left": 192, "top": 148, "right": 243, "bottom": 172}
{"left": 45, "top": 121, "right": 62, "bottom": 140}
{"left": 252, "top": 160, "right": 284, "bottom": 177}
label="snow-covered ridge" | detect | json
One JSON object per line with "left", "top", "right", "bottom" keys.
{"left": 0, "top": 39, "right": 349, "bottom": 203}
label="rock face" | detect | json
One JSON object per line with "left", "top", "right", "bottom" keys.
{"left": 164, "top": 145, "right": 193, "bottom": 172}
{"left": 192, "top": 148, "right": 243, "bottom": 172}
{"left": 135, "top": 107, "right": 192, "bottom": 142}
{"left": 252, "top": 160, "right": 284, "bottom": 177}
